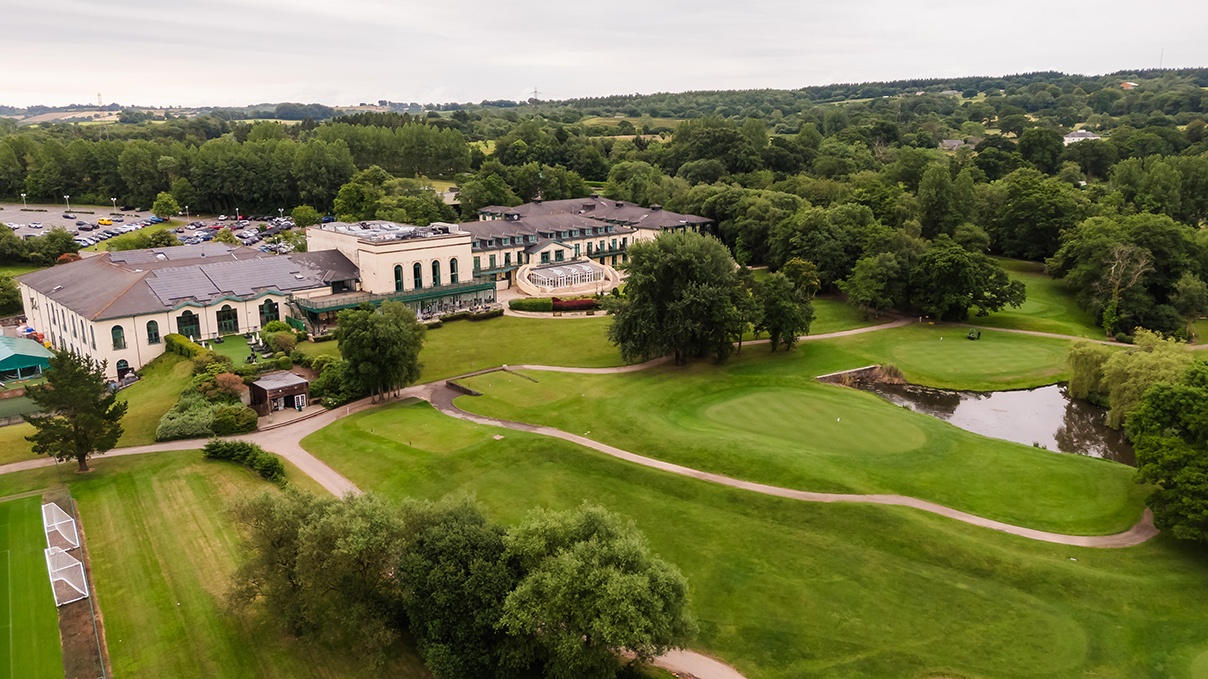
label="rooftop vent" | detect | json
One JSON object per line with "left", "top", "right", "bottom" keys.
{"left": 650, "top": 204, "right": 662, "bottom": 211}
{"left": 590, "top": 193, "right": 600, "bottom": 199}
{"left": 615, "top": 202, "right": 624, "bottom": 208}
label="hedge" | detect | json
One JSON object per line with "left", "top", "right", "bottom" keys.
{"left": 509, "top": 298, "right": 553, "bottom": 312}
{"left": 165, "top": 333, "right": 204, "bottom": 358}
{"left": 211, "top": 405, "right": 258, "bottom": 436}
{"left": 311, "top": 333, "right": 337, "bottom": 343}
{"left": 202, "top": 439, "right": 285, "bottom": 483}
{"left": 441, "top": 308, "right": 504, "bottom": 323}
{"left": 262, "top": 320, "right": 291, "bottom": 333}
{"left": 552, "top": 298, "right": 598, "bottom": 311}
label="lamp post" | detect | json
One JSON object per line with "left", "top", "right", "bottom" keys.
{"left": 185, "top": 205, "right": 190, "bottom": 220}
{"left": 110, "top": 197, "right": 117, "bottom": 213}
{"left": 20, "top": 193, "right": 26, "bottom": 209}
{"left": 278, "top": 207, "right": 283, "bottom": 219}
{"left": 63, "top": 195, "right": 71, "bottom": 212}
{"left": 236, "top": 207, "right": 240, "bottom": 220}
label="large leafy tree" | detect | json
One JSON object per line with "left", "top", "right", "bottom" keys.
{"left": 399, "top": 496, "right": 525, "bottom": 679}
{"left": 23, "top": 351, "right": 128, "bottom": 472}
{"left": 1128, "top": 360, "right": 1208, "bottom": 541}
{"left": 756, "top": 272, "right": 814, "bottom": 351}
{"left": 605, "top": 231, "right": 742, "bottom": 365}
{"left": 151, "top": 191, "right": 181, "bottom": 219}
{"left": 336, "top": 301, "right": 425, "bottom": 402}
{"left": 910, "top": 238, "right": 1025, "bottom": 321}
{"left": 839, "top": 252, "right": 900, "bottom": 318}
{"left": 499, "top": 503, "right": 696, "bottom": 679}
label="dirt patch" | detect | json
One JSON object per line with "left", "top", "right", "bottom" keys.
{"left": 42, "top": 489, "right": 113, "bottom": 679}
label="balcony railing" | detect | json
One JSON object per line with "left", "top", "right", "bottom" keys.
{"left": 291, "top": 277, "right": 496, "bottom": 312}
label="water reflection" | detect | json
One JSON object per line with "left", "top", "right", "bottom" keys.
{"left": 861, "top": 383, "right": 1135, "bottom": 466}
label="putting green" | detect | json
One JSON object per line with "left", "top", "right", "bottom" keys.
{"left": 700, "top": 388, "right": 927, "bottom": 455}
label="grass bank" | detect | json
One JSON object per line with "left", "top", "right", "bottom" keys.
{"left": 966, "top": 258, "right": 1101, "bottom": 338}
{"left": 453, "top": 326, "right": 1141, "bottom": 535}
{"left": 303, "top": 400, "right": 1208, "bottom": 679}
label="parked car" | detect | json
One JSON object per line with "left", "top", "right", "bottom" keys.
{"left": 63, "top": 213, "right": 75, "bottom": 219}
{"left": 218, "top": 215, "right": 228, "bottom": 221}
{"left": 98, "top": 219, "right": 112, "bottom": 225}
{"left": 28, "top": 222, "right": 43, "bottom": 228}
{"left": 321, "top": 216, "right": 335, "bottom": 223}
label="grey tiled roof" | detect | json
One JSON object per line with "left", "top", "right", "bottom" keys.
{"left": 479, "top": 196, "right": 711, "bottom": 230}
{"left": 16, "top": 244, "right": 356, "bottom": 321}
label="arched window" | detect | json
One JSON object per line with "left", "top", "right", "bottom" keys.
{"left": 449, "top": 258, "right": 459, "bottom": 285}
{"left": 111, "top": 325, "right": 126, "bottom": 350}
{"left": 413, "top": 262, "right": 423, "bottom": 289}
{"left": 216, "top": 305, "right": 239, "bottom": 335}
{"left": 147, "top": 320, "right": 160, "bottom": 344}
{"left": 431, "top": 260, "right": 441, "bottom": 287}
{"left": 177, "top": 310, "right": 200, "bottom": 340}
{"left": 394, "top": 264, "right": 404, "bottom": 292}
{"left": 259, "top": 299, "right": 279, "bottom": 326}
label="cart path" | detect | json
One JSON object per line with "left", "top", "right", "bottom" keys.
{"left": 425, "top": 383, "right": 1157, "bottom": 548}
{"left": 949, "top": 322, "right": 1208, "bottom": 349}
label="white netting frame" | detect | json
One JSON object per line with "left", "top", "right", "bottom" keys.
{"left": 44, "top": 546, "right": 89, "bottom": 606}
{"left": 42, "top": 502, "right": 80, "bottom": 550}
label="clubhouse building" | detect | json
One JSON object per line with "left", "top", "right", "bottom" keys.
{"left": 16, "top": 199, "right": 712, "bottom": 378}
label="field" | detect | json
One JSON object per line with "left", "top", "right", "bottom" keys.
{"left": 452, "top": 325, "right": 1143, "bottom": 535}
{"left": 965, "top": 259, "right": 1102, "bottom": 338}
{"left": 0, "top": 451, "right": 418, "bottom": 679}
{"left": 295, "top": 301, "right": 876, "bottom": 381}
{"left": 0, "top": 496, "right": 63, "bottom": 679}
{"left": 0, "top": 352, "right": 192, "bottom": 466}
{"left": 0, "top": 264, "right": 42, "bottom": 279}
{"left": 302, "top": 399, "right": 1208, "bottom": 679}
{"left": 581, "top": 116, "right": 683, "bottom": 129}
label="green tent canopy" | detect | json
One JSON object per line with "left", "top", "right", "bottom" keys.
{"left": 0, "top": 336, "right": 54, "bottom": 382}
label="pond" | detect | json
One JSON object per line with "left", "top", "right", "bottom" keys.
{"left": 860, "top": 382, "right": 1135, "bottom": 466}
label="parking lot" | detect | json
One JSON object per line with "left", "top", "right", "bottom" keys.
{"left": 0, "top": 202, "right": 299, "bottom": 253}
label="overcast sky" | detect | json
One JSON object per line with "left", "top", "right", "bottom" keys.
{"left": 4, "top": 0, "right": 1206, "bottom": 109}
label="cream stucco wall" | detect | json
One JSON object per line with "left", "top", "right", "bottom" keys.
{"left": 305, "top": 227, "right": 474, "bottom": 295}
{"left": 19, "top": 282, "right": 316, "bottom": 379}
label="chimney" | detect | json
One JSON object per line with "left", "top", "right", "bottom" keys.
{"left": 590, "top": 193, "right": 600, "bottom": 199}
{"left": 650, "top": 204, "right": 662, "bottom": 211}
{"left": 533, "top": 198, "right": 542, "bottom": 204}
{"left": 615, "top": 202, "right": 624, "bottom": 208}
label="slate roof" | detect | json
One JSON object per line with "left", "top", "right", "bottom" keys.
{"left": 459, "top": 214, "right": 632, "bottom": 251}
{"left": 16, "top": 243, "right": 356, "bottom": 321}
{"left": 479, "top": 196, "right": 711, "bottom": 230}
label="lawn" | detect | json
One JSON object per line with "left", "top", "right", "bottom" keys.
{"left": 0, "top": 451, "right": 424, "bottom": 679}
{"left": 581, "top": 116, "right": 682, "bottom": 129}
{"left": 452, "top": 327, "right": 1142, "bottom": 535}
{"left": 0, "top": 351, "right": 193, "bottom": 466}
{"left": 295, "top": 306, "right": 878, "bottom": 383}
{"left": 966, "top": 258, "right": 1102, "bottom": 338}
{"left": 0, "top": 496, "right": 63, "bottom": 679}
{"left": 1191, "top": 319, "right": 1207, "bottom": 345}
{"left": 0, "top": 264, "right": 42, "bottom": 279}
{"left": 303, "top": 400, "right": 1208, "bottom": 679}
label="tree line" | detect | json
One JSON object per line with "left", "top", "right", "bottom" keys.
{"left": 228, "top": 491, "right": 695, "bottom": 679}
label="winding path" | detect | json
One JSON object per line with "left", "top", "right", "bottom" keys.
{"left": 1, "top": 317, "right": 1172, "bottom": 679}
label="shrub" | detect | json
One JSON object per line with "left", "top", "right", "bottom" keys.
{"left": 192, "top": 350, "right": 233, "bottom": 375}
{"left": 275, "top": 356, "right": 293, "bottom": 370}
{"left": 470, "top": 308, "right": 503, "bottom": 320}
{"left": 552, "top": 297, "right": 598, "bottom": 311}
{"left": 165, "top": 333, "right": 204, "bottom": 358}
{"left": 311, "top": 333, "right": 337, "bottom": 343}
{"left": 202, "top": 439, "right": 284, "bottom": 482}
{"left": 269, "top": 331, "right": 297, "bottom": 354}
{"left": 310, "top": 355, "right": 335, "bottom": 374}
{"left": 289, "top": 349, "right": 310, "bottom": 367}
{"left": 509, "top": 297, "right": 553, "bottom": 312}
{"left": 311, "top": 359, "right": 361, "bottom": 408}
{"left": 156, "top": 402, "right": 215, "bottom": 441}
{"left": 262, "top": 320, "right": 292, "bottom": 333}
{"left": 426, "top": 319, "right": 444, "bottom": 329}
{"left": 212, "top": 405, "right": 258, "bottom": 435}
{"left": 1115, "top": 332, "right": 1135, "bottom": 344}
{"left": 295, "top": 330, "right": 308, "bottom": 342}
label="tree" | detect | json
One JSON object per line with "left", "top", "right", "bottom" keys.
{"left": 1100, "top": 329, "right": 1193, "bottom": 428}
{"left": 292, "top": 205, "right": 321, "bottom": 227}
{"left": 910, "top": 238, "right": 1025, "bottom": 321}
{"left": 147, "top": 229, "right": 179, "bottom": 247}
{"left": 1128, "top": 360, "right": 1208, "bottom": 541}
{"left": 23, "top": 351, "right": 128, "bottom": 472}
{"left": 756, "top": 272, "right": 814, "bottom": 351}
{"left": 170, "top": 177, "right": 200, "bottom": 210}
{"left": 1017, "top": 128, "right": 1065, "bottom": 174}
{"left": 1171, "top": 273, "right": 1208, "bottom": 339}
{"left": 0, "top": 273, "right": 21, "bottom": 316}
{"left": 839, "top": 253, "right": 900, "bottom": 318}
{"left": 499, "top": 503, "right": 696, "bottom": 679}
{"left": 336, "top": 301, "right": 425, "bottom": 402}
{"left": 604, "top": 231, "right": 742, "bottom": 365}
{"left": 212, "top": 227, "right": 239, "bottom": 244}
{"left": 917, "top": 164, "right": 956, "bottom": 239}
{"left": 399, "top": 496, "right": 525, "bottom": 679}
